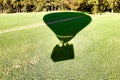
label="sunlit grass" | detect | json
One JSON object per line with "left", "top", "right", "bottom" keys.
{"left": 0, "top": 12, "right": 47, "bottom": 30}
{"left": 0, "top": 12, "right": 120, "bottom": 80}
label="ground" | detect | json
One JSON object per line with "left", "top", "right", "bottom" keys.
{"left": 0, "top": 12, "right": 120, "bottom": 80}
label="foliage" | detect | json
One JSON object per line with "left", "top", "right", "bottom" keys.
{"left": 0, "top": 0, "right": 120, "bottom": 13}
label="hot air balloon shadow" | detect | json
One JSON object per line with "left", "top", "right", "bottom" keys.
{"left": 43, "top": 12, "right": 92, "bottom": 62}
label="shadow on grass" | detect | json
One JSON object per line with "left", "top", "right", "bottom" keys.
{"left": 51, "top": 44, "right": 74, "bottom": 62}
{"left": 43, "top": 12, "right": 92, "bottom": 62}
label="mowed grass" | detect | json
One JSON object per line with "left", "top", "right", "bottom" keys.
{"left": 0, "top": 12, "right": 48, "bottom": 30}
{"left": 0, "top": 12, "right": 120, "bottom": 80}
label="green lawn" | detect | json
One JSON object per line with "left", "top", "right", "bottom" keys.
{"left": 0, "top": 12, "right": 47, "bottom": 30}
{"left": 0, "top": 12, "right": 120, "bottom": 80}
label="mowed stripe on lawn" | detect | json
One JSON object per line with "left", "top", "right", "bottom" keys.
{"left": 0, "top": 23, "right": 45, "bottom": 34}
{"left": 0, "top": 16, "right": 85, "bottom": 34}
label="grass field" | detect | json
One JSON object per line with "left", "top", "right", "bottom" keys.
{"left": 0, "top": 12, "right": 120, "bottom": 80}
{"left": 0, "top": 12, "right": 47, "bottom": 30}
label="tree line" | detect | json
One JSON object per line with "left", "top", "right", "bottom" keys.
{"left": 0, "top": 0, "right": 120, "bottom": 13}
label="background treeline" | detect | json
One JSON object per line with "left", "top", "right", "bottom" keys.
{"left": 0, "top": 0, "right": 120, "bottom": 13}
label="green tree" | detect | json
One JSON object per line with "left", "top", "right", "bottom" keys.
{"left": 0, "top": 0, "right": 7, "bottom": 13}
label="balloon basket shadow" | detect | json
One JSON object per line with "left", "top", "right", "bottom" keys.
{"left": 51, "top": 43, "right": 74, "bottom": 62}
